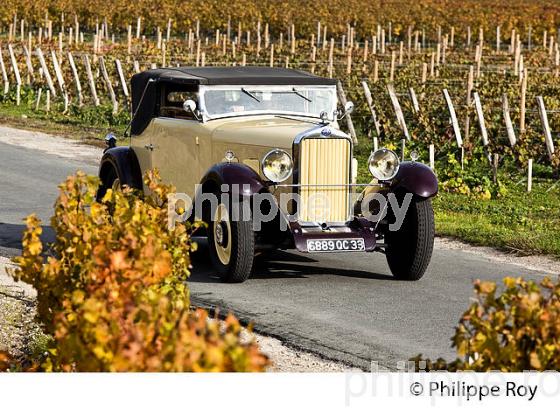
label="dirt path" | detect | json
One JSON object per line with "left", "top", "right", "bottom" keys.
{"left": 0, "top": 257, "right": 46, "bottom": 363}
{"left": 0, "top": 125, "right": 102, "bottom": 166}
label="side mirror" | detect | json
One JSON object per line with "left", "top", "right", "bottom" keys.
{"left": 183, "top": 99, "right": 197, "bottom": 113}
{"left": 183, "top": 99, "right": 201, "bottom": 121}
{"left": 104, "top": 132, "right": 117, "bottom": 152}
{"left": 337, "top": 101, "right": 355, "bottom": 121}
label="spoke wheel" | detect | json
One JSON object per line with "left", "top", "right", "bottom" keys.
{"left": 213, "top": 203, "right": 232, "bottom": 265}
{"left": 208, "top": 194, "right": 255, "bottom": 283}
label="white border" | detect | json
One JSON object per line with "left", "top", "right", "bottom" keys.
{"left": 1, "top": 372, "right": 559, "bottom": 409}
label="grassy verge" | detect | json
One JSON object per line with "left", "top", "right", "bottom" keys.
{"left": 0, "top": 112, "right": 102, "bottom": 145}
{"left": 0, "top": 90, "right": 128, "bottom": 145}
{"left": 433, "top": 180, "right": 560, "bottom": 257}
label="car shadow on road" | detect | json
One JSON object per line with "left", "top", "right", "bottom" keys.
{"left": 189, "top": 239, "right": 395, "bottom": 283}
{"left": 0, "top": 222, "right": 55, "bottom": 256}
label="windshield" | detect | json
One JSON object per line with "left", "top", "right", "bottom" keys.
{"left": 199, "top": 85, "right": 337, "bottom": 120}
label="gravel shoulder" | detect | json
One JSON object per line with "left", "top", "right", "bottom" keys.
{"left": 0, "top": 257, "right": 47, "bottom": 363}
{"left": 0, "top": 125, "right": 102, "bottom": 167}
{"left": 435, "top": 237, "right": 560, "bottom": 276}
{"left": 256, "top": 333, "right": 358, "bottom": 371}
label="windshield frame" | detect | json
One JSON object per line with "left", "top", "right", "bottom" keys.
{"left": 198, "top": 84, "right": 337, "bottom": 122}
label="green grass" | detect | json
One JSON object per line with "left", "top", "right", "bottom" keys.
{"left": 433, "top": 180, "right": 560, "bottom": 257}
{"left": 0, "top": 88, "right": 128, "bottom": 144}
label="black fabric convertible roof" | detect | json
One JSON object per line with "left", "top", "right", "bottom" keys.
{"left": 133, "top": 66, "right": 337, "bottom": 87}
{"left": 130, "top": 67, "right": 336, "bottom": 135}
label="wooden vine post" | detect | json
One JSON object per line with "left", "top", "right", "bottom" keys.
{"left": 336, "top": 81, "right": 357, "bottom": 144}
{"left": 114, "top": 59, "right": 129, "bottom": 100}
{"left": 50, "top": 50, "right": 66, "bottom": 95}
{"left": 22, "top": 46, "right": 35, "bottom": 84}
{"left": 527, "top": 159, "right": 533, "bottom": 193}
{"left": 536, "top": 96, "right": 555, "bottom": 160}
{"left": 99, "top": 56, "right": 118, "bottom": 114}
{"left": 36, "top": 47, "right": 57, "bottom": 97}
{"left": 520, "top": 68, "right": 528, "bottom": 133}
{"left": 387, "top": 84, "right": 410, "bottom": 140}
{"left": 429, "top": 144, "right": 435, "bottom": 170}
{"left": 442, "top": 89, "right": 463, "bottom": 147}
{"left": 502, "top": 94, "right": 517, "bottom": 147}
{"left": 408, "top": 87, "right": 420, "bottom": 114}
{"left": 8, "top": 44, "right": 22, "bottom": 104}
{"left": 472, "top": 92, "right": 489, "bottom": 146}
{"left": 67, "top": 52, "right": 83, "bottom": 106}
{"left": 389, "top": 51, "right": 396, "bottom": 82}
{"left": 83, "top": 54, "right": 100, "bottom": 106}
{"left": 361, "top": 80, "right": 382, "bottom": 138}
{"left": 464, "top": 66, "right": 474, "bottom": 143}
{"left": 328, "top": 38, "right": 334, "bottom": 78}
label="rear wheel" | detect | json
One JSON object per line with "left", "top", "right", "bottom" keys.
{"left": 385, "top": 198, "right": 434, "bottom": 281}
{"left": 208, "top": 196, "right": 255, "bottom": 283}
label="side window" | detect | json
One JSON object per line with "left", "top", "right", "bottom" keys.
{"left": 159, "top": 85, "right": 198, "bottom": 119}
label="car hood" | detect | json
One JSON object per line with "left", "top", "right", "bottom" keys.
{"left": 209, "top": 115, "right": 322, "bottom": 149}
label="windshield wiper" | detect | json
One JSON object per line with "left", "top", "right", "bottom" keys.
{"left": 292, "top": 87, "right": 312, "bottom": 102}
{"left": 241, "top": 88, "right": 261, "bottom": 103}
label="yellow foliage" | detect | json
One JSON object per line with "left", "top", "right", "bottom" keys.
{"left": 415, "top": 276, "right": 560, "bottom": 371}
{"left": 8, "top": 171, "right": 269, "bottom": 372}
{"left": 1, "top": 0, "right": 556, "bottom": 39}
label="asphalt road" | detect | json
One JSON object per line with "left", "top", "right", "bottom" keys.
{"left": 0, "top": 136, "right": 553, "bottom": 369}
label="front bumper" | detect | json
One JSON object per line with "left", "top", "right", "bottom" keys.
{"left": 288, "top": 217, "right": 377, "bottom": 253}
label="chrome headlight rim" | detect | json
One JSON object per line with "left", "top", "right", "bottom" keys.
{"left": 261, "top": 148, "right": 294, "bottom": 183}
{"left": 368, "top": 148, "right": 400, "bottom": 181}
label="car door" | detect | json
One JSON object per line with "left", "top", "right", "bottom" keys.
{"left": 130, "top": 123, "right": 155, "bottom": 192}
{"left": 150, "top": 117, "right": 208, "bottom": 199}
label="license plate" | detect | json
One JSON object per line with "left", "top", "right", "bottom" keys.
{"left": 306, "top": 238, "right": 365, "bottom": 253}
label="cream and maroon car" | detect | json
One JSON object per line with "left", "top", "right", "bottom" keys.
{"left": 98, "top": 67, "right": 438, "bottom": 283}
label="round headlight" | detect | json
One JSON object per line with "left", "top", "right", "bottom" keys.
{"left": 368, "top": 148, "right": 400, "bottom": 180}
{"left": 261, "top": 149, "right": 293, "bottom": 182}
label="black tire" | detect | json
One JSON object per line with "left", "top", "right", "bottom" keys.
{"left": 96, "top": 165, "right": 119, "bottom": 202}
{"left": 207, "top": 195, "right": 255, "bottom": 283}
{"left": 385, "top": 198, "right": 434, "bottom": 281}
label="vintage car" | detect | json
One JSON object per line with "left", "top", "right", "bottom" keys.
{"left": 97, "top": 67, "right": 438, "bottom": 283}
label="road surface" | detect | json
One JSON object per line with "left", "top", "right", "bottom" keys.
{"left": 0, "top": 131, "right": 555, "bottom": 369}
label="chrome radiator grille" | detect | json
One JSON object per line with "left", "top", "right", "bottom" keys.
{"left": 298, "top": 138, "right": 351, "bottom": 223}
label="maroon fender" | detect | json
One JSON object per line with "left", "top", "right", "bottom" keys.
{"left": 390, "top": 161, "right": 438, "bottom": 198}
{"left": 199, "top": 162, "right": 267, "bottom": 197}
{"left": 99, "top": 147, "right": 143, "bottom": 189}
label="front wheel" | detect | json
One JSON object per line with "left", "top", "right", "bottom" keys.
{"left": 385, "top": 198, "right": 434, "bottom": 281}
{"left": 208, "top": 198, "right": 255, "bottom": 283}
{"left": 96, "top": 165, "right": 121, "bottom": 202}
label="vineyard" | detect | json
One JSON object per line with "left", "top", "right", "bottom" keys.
{"left": 1, "top": 1, "right": 560, "bottom": 254}
{"left": 2, "top": 0, "right": 560, "bottom": 379}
